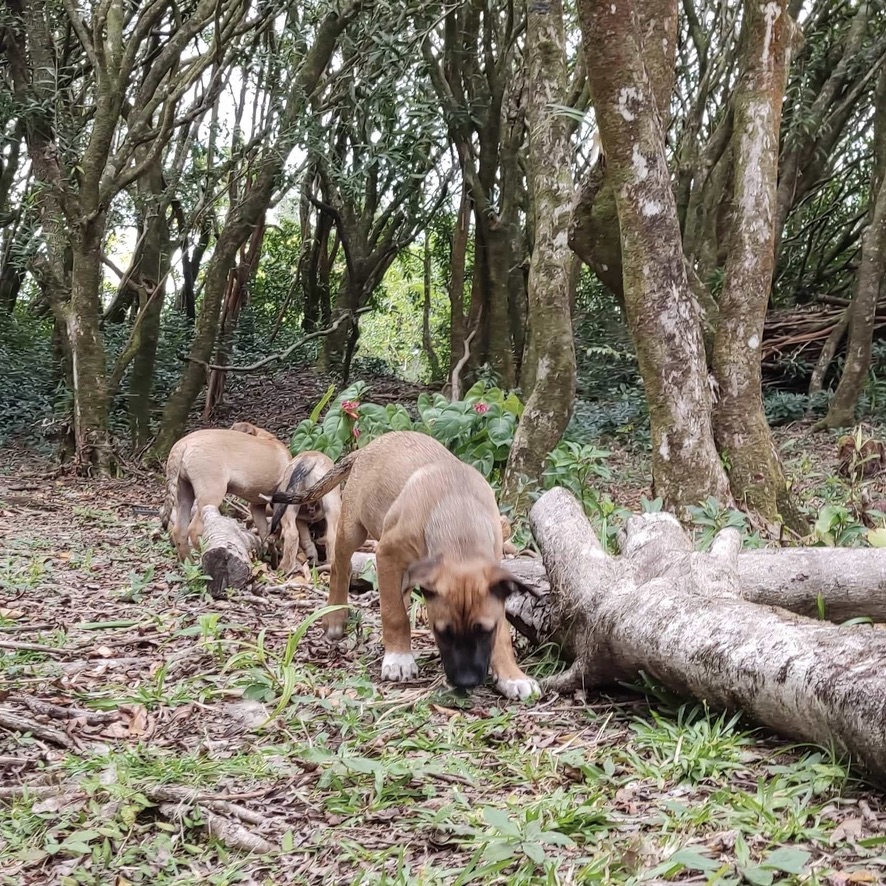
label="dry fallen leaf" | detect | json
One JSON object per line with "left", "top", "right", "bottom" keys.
{"left": 831, "top": 817, "right": 865, "bottom": 845}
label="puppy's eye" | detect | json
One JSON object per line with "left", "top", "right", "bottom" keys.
{"left": 472, "top": 623, "right": 494, "bottom": 636}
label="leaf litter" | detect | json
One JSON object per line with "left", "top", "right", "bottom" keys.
{"left": 2, "top": 383, "right": 886, "bottom": 883}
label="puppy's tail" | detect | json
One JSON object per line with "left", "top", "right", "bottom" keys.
{"left": 269, "top": 450, "right": 358, "bottom": 508}
{"left": 269, "top": 458, "right": 312, "bottom": 536}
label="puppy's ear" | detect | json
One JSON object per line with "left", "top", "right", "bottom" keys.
{"left": 402, "top": 555, "right": 442, "bottom": 595}
{"left": 486, "top": 565, "right": 538, "bottom": 601}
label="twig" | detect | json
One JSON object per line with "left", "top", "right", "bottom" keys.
{"left": 0, "top": 785, "right": 81, "bottom": 799}
{"left": 159, "top": 801, "right": 275, "bottom": 854}
{"left": 450, "top": 325, "right": 478, "bottom": 402}
{"left": 185, "top": 309, "right": 371, "bottom": 373}
{"left": 0, "top": 707, "right": 76, "bottom": 749}
{"left": 0, "top": 623, "right": 54, "bottom": 634}
{"left": 17, "top": 697, "right": 119, "bottom": 726}
{"left": 0, "top": 640, "right": 76, "bottom": 655}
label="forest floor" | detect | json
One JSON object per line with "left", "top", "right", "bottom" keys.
{"left": 2, "top": 370, "right": 886, "bottom": 885}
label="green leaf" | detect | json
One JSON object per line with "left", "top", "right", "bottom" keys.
{"left": 486, "top": 415, "right": 515, "bottom": 448}
{"left": 482, "top": 807, "right": 520, "bottom": 838}
{"left": 281, "top": 830, "right": 295, "bottom": 853}
{"left": 761, "top": 846, "right": 810, "bottom": 874}
{"left": 741, "top": 865, "right": 774, "bottom": 886}
{"left": 868, "top": 527, "right": 886, "bottom": 548}
{"left": 522, "top": 841, "right": 546, "bottom": 865}
{"left": 309, "top": 384, "right": 336, "bottom": 423}
{"left": 665, "top": 848, "right": 720, "bottom": 872}
{"left": 343, "top": 755, "right": 380, "bottom": 775}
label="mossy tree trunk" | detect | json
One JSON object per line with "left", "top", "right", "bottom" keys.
{"left": 568, "top": 0, "right": 677, "bottom": 308}
{"left": 711, "top": 0, "right": 803, "bottom": 529}
{"left": 501, "top": 0, "right": 575, "bottom": 507}
{"left": 821, "top": 67, "right": 886, "bottom": 429}
{"left": 126, "top": 157, "right": 173, "bottom": 449}
{"left": 578, "top": 0, "right": 730, "bottom": 512}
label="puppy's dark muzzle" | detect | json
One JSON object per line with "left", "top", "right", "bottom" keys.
{"left": 438, "top": 638, "right": 493, "bottom": 691}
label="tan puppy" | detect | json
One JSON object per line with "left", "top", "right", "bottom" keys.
{"left": 270, "top": 451, "right": 342, "bottom": 573}
{"left": 268, "top": 431, "right": 539, "bottom": 700}
{"left": 161, "top": 428, "right": 291, "bottom": 560}
{"left": 231, "top": 424, "right": 340, "bottom": 570}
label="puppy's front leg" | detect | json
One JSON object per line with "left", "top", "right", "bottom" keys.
{"left": 375, "top": 542, "right": 418, "bottom": 682}
{"left": 490, "top": 620, "right": 540, "bottom": 701}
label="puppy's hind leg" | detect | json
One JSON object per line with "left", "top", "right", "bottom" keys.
{"left": 172, "top": 479, "right": 195, "bottom": 560}
{"left": 323, "top": 515, "right": 366, "bottom": 640}
{"left": 250, "top": 503, "right": 270, "bottom": 542}
{"left": 375, "top": 539, "right": 418, "bottom": 682}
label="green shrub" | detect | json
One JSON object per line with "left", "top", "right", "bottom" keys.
{"left": 289, "top": 380, "right": 522, "bottom": 481}
{"left": 0, "top": 315, "right": 57, "bottom": 447}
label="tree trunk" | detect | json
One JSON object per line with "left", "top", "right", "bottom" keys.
{"left": 517, "top": 487, "right": 886, "bottom": 786}
{"left": 422, "top": 236, "right": 442, "bottom": 381}
{"left": 822, "top": 68, "right": 886, "bottom": 429}
{"left": 711, "top": 0, "right": 803, "bottom": 529}
{"left": 568, "top": 0, "right": 677, "bottom": 304}
{"left": 66, "top": 216, "right": 113, "bottom": 473}
{"left": 501, "top": 0, "right": 576, "bottom": 508}
{"left": 578, "top": 0, "right": 730, "bottom": 512}
{"left": 199, "top": 506, "right": 259, "bottom": 599}
{"left": 448, "top": 185, "right": 470, "bottom": 378}
{"left": 127, "top": 160, "right": 173, "bottom": 449}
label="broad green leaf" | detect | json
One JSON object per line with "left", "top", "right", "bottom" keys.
{"left": 741, "top": 865, "right": 774, "bottom": 886}
{"left": 522, "top": 841, "right": 546, "bottom": 865}
{"left": 868, "top": 527, "right": 886, "bottom": 548}
{"left": 482, "top": 807, "right": 520, "bottom": 838}
{"left": 665, "top": 848, "right": 720, "bottom": 872}
{"left": 761, "top": 846, "right": 810, "bottom": 874}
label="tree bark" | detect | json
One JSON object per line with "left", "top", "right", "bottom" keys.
{"left": 578, "top": 0, "right": 730, "bottom": 512}
{"left": 822, "top": 68, "right": 886, "bottom": 429}
{"left": 518, "top": 487, "right": 886, "bottom": 786}
{"left": 711, "top": 0, "right": 803, "bottom": 529}
{"left": 501, "top": 0, "right": 575, "bottom": 507}
{"left": 200, "top": 506, "right": 259, "bottom": 599}
{"left": 422, "top": 236, "right": 442, "bottom": 381}
{"left": 568, "top": 0, "right": 677, "bottom": 303}
{"left": 447, "top": 185, "right": 470, "bottom": 378}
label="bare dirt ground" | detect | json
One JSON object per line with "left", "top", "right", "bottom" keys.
{"left": 2, "top": 372, "right": 886, "bottom": 884}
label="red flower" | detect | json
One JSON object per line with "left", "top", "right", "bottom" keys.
{"left": 473, "top": 402, "right": 490, "bottom": 415}
{"left": 341, "top": 400, "right": 360, "bottom": 420}
{"left": 353, "top": 424, "right": 361, "bottom": 439}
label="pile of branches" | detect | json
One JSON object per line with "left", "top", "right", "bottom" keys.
{"left": 762, "top": 302, "right": 886, "bottom": 389}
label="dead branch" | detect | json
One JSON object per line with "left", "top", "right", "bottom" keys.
{"left": 449, "top": 319, "right": 480, "bottom": 402}
{"left": 185, "top": 308, "right": 371, "bottom": 373}
{"left": 0, "top": 707, "right": 76, "bottom": 749}
{"left": 158, "top": 801, "right": 275, "bottom": 854}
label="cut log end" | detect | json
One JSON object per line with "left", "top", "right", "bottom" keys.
{"left": 199, "top": 506, "right": 259, "bottom": 598}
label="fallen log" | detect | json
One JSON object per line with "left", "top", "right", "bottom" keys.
{"left": 199, "top": 506, "right": 259, "bottom": 598}
{"left": 516, "top": 487, "right": 886, "bottom": 785}
{"left": 347, "top": 545, "right": 886, "bottom": 633}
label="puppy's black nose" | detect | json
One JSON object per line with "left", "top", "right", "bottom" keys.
{"left": 449, "top": 670, "right": 484, "bottom": 689}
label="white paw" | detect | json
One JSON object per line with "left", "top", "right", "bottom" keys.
{"left": 496, "top": 676, "right": 541, "bottom": 701}
{"left": 381, "top": 652, "right": 418, "bottom": 682}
